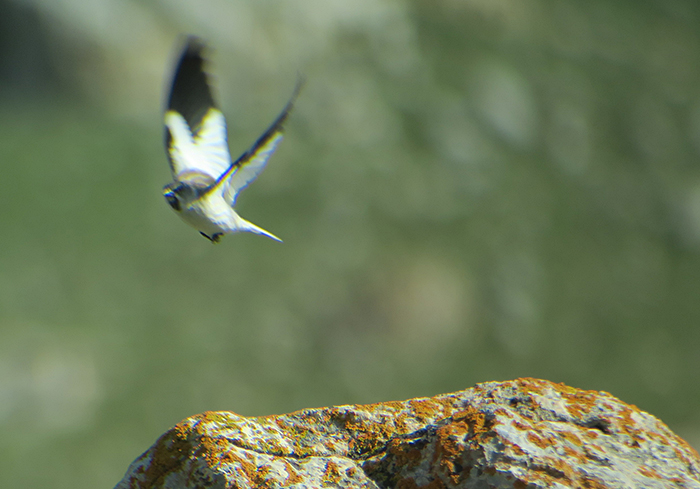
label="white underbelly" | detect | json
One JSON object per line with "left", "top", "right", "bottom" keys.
{"left": 180, "top": 198, "right": 234, "bottom": 235}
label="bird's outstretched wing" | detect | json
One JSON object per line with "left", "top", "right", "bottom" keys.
{"left": 209, "top": 78, "right": 304, "bottom": 206}
{"left": 164, "top": 37, "right": 231, "bottom": 182}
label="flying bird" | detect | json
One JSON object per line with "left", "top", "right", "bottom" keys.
{"left": 163, "top": 37, "right": 301, "bottom": 243}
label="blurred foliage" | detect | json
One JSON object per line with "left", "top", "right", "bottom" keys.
{"left": 0, "top": 0, "right": 700, "bottom": 488}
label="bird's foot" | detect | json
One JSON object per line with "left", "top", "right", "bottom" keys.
{"left": 200, "top": 232, "right": 223, "bottom": 243}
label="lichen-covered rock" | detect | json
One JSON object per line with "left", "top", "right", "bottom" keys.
{"left": 114, "top": 378, "right": 700, "bottom": 488}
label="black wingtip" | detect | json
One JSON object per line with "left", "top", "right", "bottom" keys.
{"left": 291, "top": 73, "right": 306, "bottom": 102}
{"left": 261, "top": 75, "right": 305, "bottom": 140}
{"left": 166, "top": 36, "right": 217, "bottom": 133}
{"left": 206, "top": 73, "right": 306, "bottom": 192}
{"left": 183, "top": 35, "right": 206, "bottom": 56}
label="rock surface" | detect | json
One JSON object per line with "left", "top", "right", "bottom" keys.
{"left": 114, "top": 378, "right": 700, "bottom": 488}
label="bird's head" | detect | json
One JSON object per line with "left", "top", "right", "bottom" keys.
{"left": 163, "top": 183, "right": 192, "bottom": 211}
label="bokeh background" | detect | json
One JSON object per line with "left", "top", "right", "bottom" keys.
{"left": 0, "top": 0, "right": 699, "bottom": 487}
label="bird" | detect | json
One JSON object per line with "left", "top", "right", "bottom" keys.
{"left": 162, "top": 36, "right": 301, "bottom": 243}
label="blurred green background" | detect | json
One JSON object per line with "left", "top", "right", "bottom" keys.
{"left": 0, "top": 0, "right": 699, "bottom": 487}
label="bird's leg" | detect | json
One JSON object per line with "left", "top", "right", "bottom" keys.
{"left": 199, "top": 232, "right": 223, "bottom": 243}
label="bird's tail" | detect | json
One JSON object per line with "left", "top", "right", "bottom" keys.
{"left": 239, "top": 217, "right": 283, "bottom": 242}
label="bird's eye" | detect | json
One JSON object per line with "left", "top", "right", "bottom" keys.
{"left": 164, "top": 192, "right": 180, "bottom": 211}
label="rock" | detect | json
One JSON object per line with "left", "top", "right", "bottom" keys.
{"left": 114, "top": 378, "right": 700, "bottom": 488}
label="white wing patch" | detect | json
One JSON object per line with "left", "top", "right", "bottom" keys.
{"left": 166, "top": 108, "right": 231, "bottom": 180}
{"left": 223, "top": 132, "right": 284, "bottom": 206}
{"left": 193, "top": 108, "right": 231, "bottom": 176}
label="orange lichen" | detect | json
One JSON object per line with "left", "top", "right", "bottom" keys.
{"left": 563, "top": 393, "right": 599, "bottom": 420}
{"left": 638, "top": 466, "right": 662, "bottom": 479}
{"left": 193, "top": 411, "right": 235, "bottom": 429}
{"left": 322, "top": 460, "right": 342, "bottom": 486}
{"left": 580, "top": 475, "right": 608, "bottom": 488}
{"left": 239, "top": 461, "right": 278, "bottom": 489}
{"left": 562, "top": 446, "right": 578, "bottom": 457}
{"left": 410, "top": 399, "right": 442, "bottom": 422}
{"left": 284, "top": 461, "right": 303, "bottom": 485}
{"left": 454, "top": 406, "right": 495, "bottom": 441}
{"left": 433, "top": 427, "right": 465, "bottom": 483}
{"left": 510, "top": 443, "right": 525, "bottom": 456}
{"left": 228, "top": 453, "right": 257, "bottom": 485}
{"left": 379, "top": 400, "right": 404, "bottom": 411}
{"left": 386, "top": 438, "right": 423, "bottom": 470}
{"left": 527, "top": 432, "right": 553, "bottom": 449}
{"left": 340, "top": 410, "right": 398, "bottom": 456}
{"left": 431, "top": 406, "right": 496, "bottom": 484}
{"left": 551, "top": 456, "right": 576, "bottom": 480}
{"left": 394, "top": 415, "right": 410, "bottom": 433}
{"left": 198, "top": 435, "right": 218, "bottom": 468}
{"left": 139, "top": 426, "right": 193, "bottom": 488}
{"left": 348, "top": 423, "right": 393, "bottom": 456}
{"left": 516, "top": 378, "right": 548, "bottom": 395}
{"left": 558, "top": 430, "right": 583, "bottom": 447}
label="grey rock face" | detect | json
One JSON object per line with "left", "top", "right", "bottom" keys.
{"left": 115, "top": 378, "right": 700, "bottom": 488}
